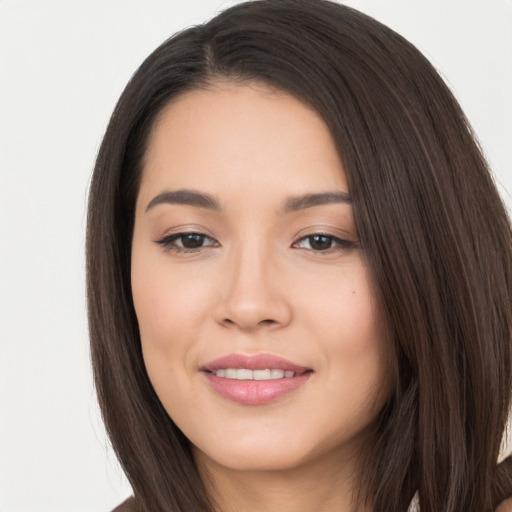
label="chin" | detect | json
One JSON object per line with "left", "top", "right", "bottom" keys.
{"left": 190, "top": 423, "right": 366, "bottom": 476}
{"left": 193, "top": 442, "right": 314, "bottom": 473}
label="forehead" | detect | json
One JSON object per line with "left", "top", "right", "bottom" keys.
{"left": 138, "top": 82, "right": 348, "bottom": 204}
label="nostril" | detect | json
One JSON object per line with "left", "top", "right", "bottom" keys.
{"left": 214, "top": 295, "right": 293, "bottom": 330}
{"left": 220, "top": 317, "right": 278, "bottom": 330}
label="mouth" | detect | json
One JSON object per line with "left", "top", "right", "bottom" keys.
{"left": 201, "top": 353, "right": 313, "bottom": 405}
{"left": 202, "top": 352, "right": 311, "bottom": 374}
{"left": 212, "top": 368, "right": 301, "bottom": 380}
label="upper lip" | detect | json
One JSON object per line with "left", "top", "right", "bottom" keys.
{"left": 202, "top": 353, "right": 311, "bottom": 373}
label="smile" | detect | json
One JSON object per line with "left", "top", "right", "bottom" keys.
{"left": 202, "top": 354, "right": 313, "bottom": 405}
{"left": 213, "top": 369, "right": 297, "bottom": 380}
{"left": 205, "top": 371, "right": 312, "bottom": 405}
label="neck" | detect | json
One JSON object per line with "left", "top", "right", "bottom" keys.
{"left": 195, "top": 446, "right": 371, "bottom": 512}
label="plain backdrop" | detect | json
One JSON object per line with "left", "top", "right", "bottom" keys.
{"left": 0, "top": 1, "right": 510, "bottom": 511}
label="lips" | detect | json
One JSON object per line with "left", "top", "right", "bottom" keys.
{"left": 201, "top": 353, "right": 313, "bottom": 405}
{"left": 214, "top": 368, "right": 296, "bottom": 380}
{"left": 202, "top": 353, "right": 310, "bottom": 373}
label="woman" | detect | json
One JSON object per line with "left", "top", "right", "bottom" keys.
{"left": 86, "top": 1, "right": 512, "bottom": 510}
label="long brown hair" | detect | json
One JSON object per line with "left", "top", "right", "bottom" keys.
{"left": 86, "top": 1, "right": 512, "bottom": 510}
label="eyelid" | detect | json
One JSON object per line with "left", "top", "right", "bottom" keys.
{"left": 154, "top": 229, "right": 220, "bottom": 253}
{"left": 153, "top": 223, "right": 217, "bottom": 243}
{"left": 152, "top": 225, "right": 359, "bottom": 255}
{"left": 291, "top": 231, "right": 359, "bottom": 253}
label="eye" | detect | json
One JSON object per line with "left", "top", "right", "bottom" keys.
{"left": 155, "top": 232, "right": 218, "bottom": 253}
{"left": 293, "top": 234, "right": 356, "bottom": 253}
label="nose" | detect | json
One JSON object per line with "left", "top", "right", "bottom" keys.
{"left": 213, "top": 244, "right": 293, "bottom": 331}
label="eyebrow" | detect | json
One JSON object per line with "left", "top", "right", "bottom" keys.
{"left": 145, "top": 189, "right": 352, "bottom": 213}
{"left": 282, "top": 191, "right": 352, "bottom": 213}
{"left": 146, "top": 189, "right": 221, "bottom": 212}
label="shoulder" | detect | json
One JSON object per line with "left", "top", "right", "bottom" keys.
{"left": 111, "top": 496, "right": 136, "bottom": 512}
{"left": 497, "top": 497, "right": 512, "bottom": 512}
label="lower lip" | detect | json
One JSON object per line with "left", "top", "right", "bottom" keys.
{"left": 204, "top": 372, "right": 311, "bottom": 405}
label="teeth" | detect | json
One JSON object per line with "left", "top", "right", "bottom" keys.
{"left": 237, "top": 369, "right": 253, "bottom": 380}
{"left": 254, "top": 369, "right": 271, "bottom": 380}
{"left": 213, "top": 368, "right": 296, "bottom": 380}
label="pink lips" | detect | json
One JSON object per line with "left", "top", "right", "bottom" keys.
{"left": 201, "top": 353, "right": 312, "bottom": 405}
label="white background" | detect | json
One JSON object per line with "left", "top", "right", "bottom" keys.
{"left": 0, "top": 1, "right": 510, "bottom": 511}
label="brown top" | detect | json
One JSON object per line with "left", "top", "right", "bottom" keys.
{"left": 111, "top": 496, "right": 136, "bottom": 512}
{"left": 497, "top": 497, "right": 512, "bottom": 512}
{"left": 110, "top": 494, "right": 512, "bottom": 511}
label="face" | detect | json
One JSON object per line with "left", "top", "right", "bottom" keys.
{"left": 131, "top": 82, "right": 389, "bottom": 475}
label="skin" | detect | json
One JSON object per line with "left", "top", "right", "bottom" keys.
{"left": 131, "top": 82, "right": 390, "bottom": 512}
{"left": 498, "top": 498, "right": 512, "bottom": 512}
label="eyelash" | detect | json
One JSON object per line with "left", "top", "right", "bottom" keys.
{"left": 292, "top": 234, "right": 357, "bottom": 253}
{"left": 154, "top": 232, "right": 357, "bottom": 255}
{"left": 154, "top": 232, "right": 219, "bottom": 253}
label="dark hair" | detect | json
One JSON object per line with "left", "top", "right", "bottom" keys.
{"left": 86, "top": 1, "right": 512, "bottom": 510}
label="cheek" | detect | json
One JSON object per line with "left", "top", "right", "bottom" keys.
{"left": 304, "top": 265, "right": 389, "bottom": 407}
{"left": 130, "top": 246, "right": 213, "bottom": 394}
{"left": 131, "top": 261, "right": 209, "bottom": 422}
{"left": 132, "top": 252, "right": 211, "bottom": 341}
{"left": 303, "top": 263, "right": 382, "bottom": 351}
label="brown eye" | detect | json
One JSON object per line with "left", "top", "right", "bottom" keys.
{"left": 179, "top": 233, "right": 208, "bottom": 248}
{"left": 306, "top": 235, "right": 333, "bottom": 251}
{"left": 155, "top": 232, "right": 218, "bottom": 252}
{"left": 296, "top": 234, "right": 335, "bottom": 251}
{"left": 293, "top": 233, "right": 357, "bottom": 253}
